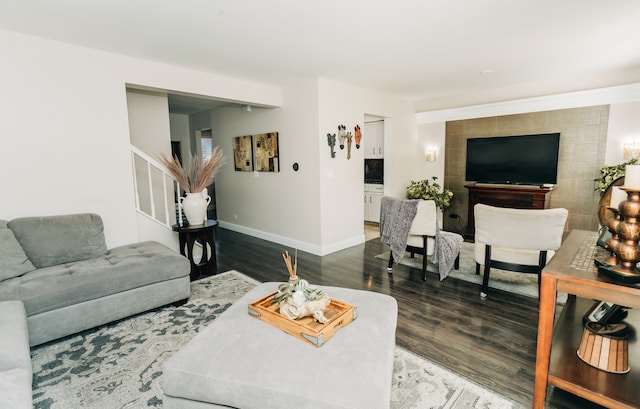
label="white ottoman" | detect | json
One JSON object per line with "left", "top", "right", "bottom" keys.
{"left": 162, "top": 282, "right": 398, "bottom": 409}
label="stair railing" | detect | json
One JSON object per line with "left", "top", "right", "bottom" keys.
{"left": 130, "top": 144, "right": 176, "bottom": 228}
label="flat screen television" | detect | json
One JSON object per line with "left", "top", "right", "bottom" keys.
{"left": 465, "top": 133, "right": 560, "bottom": 186}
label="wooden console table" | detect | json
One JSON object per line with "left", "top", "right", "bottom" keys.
{"left": 465, "top": 183, "right": 553, "bottom": 239}
{"left": 534, "top": 229, "right": 640, "bottom": 408}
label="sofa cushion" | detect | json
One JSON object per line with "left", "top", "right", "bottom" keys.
{"left": 8, "top": 214, "right": 108, "bottom": 268}
{"left": 0, "top": 221, "right": 36, "bottom": 281}
{"left": 13, "top": 241, "right": 189, "bottom": 316}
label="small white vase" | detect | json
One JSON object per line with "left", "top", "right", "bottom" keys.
{"left": 179, "top": 193, "right": 211, "bottom": 225}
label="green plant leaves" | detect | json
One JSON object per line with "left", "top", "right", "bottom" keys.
{"left": 594, "top": 159, "right": 638, "bottom": 194}
{"left": 406, "top": 176, "right": 453, "bottom": 210}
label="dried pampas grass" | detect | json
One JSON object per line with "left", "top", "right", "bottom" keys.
{"left": 159, "top": 146, "right": 225, "bottom": 193}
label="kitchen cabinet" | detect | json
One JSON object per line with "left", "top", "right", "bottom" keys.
{"left": 364, "top": 121, "right": 384, "bottom": 159}
{"left": 364, "top": 184, "right": 383, "bottom": 222}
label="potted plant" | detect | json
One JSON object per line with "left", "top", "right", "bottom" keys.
{"left": 159, "top": 147, "right": 225, "bottom": 225}
{"left": 594, "top": 159, "right": 637, "bottom": 194}
{"left": 406, "top": 176, "right": 453, "bottom": 211}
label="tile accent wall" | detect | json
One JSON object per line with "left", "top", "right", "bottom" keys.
{"left": 443, "top": 105, "right": 609, "bottom": 234}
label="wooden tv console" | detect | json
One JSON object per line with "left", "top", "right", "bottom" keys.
{"left": 465, "top": 183, "right": 553, "bottom": 239}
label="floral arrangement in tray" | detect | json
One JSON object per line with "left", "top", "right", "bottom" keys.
{"left": 274, "top": 250, "right": 330, "bottom": 323}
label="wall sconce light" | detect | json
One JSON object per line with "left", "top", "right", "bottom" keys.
{"left": 623, "top": 141, "right": 640, "bottom": 160}
{"left": 425, "top": 147, "right": 437, "bottom": 162}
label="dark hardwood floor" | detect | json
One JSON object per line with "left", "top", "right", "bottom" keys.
{"left": 212, "top": 227, "right": 604, "bottom": 409}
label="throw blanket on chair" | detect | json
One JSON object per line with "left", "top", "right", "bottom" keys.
{"left": 379, "top": 196, "right": 419, "bottom": 263}
{"left": 433, "top": 229, "right": 464, "bottom": 280}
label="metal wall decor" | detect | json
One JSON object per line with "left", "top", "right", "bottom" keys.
{"left": 326, "top": 124, "right": 361, "bottom": 159}
{"left": 354, "top": 125, "right": 362, "bottom": 149}
{"left": 338, "top": 125, "right": 347, "bottom": 149}
{"left": 327, "top": 133, "right": 336, "bottom": 158}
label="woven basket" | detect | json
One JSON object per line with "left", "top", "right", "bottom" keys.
{"left": 577, "top": 323, "right": 629, "bottom": 374}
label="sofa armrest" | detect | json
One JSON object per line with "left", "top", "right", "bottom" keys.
{"left": 0, "top": 301, "right": 32, "bottom": 409}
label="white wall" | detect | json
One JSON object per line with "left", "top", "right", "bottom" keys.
{"left": 605, "top": 101, "right": 640, "bottom": 165}
{"left": 416, "top": 84, "right": 640, "bottom": 188}
{"left": 316, "top": 79, "right": 416, "bottom": 252}
{"left": 126, "top": 89, "right": 179, "bottom": 248}
{"left": 169, "top": 113, "right": 190, "bottom": 165}
{"left": 0, "top": 31, "right": 136, "bottom": 247}
{"left": 212, "top": 80, "right": 324, "bottom": 253}
{"left": 127, "top": 89, "right": 171, "bottom": 155}
{"left": 0, "top": 26, "right": 415, "bottom": 256}
{"left": 0, "top": 28, "right": 281, "bottom": 248}
{"left": 416, "top": 122, "right": 446, "bottom": 184}
{"left": 9, "top": 27, "right": 635, "bottom": 255}
{"left": 197, "top": 78, "right": 417, "bottom": 255}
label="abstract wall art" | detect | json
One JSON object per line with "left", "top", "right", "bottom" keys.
{"left": 253, "top": 132, "right": 279, "bottom": 172}
{"left": 233, "top": 135, "right": 254, "bottom": 172}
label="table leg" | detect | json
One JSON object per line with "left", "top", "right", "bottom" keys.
{"left": 198, "top": 228, "right": 217, "bottom": 276}
{"left": 533, "top": 275, "right": 558, "bottom": 408}
{"left": 178, "top": 233, "right": 187, "bottom": 257}
{"left": 184, "top": 232, "right": 199, "bottom": 279}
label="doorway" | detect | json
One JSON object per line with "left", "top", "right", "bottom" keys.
{"left": 198, "top": 129, "right": 217, "bottom": 220}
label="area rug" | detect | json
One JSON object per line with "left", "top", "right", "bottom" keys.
{"left": 31, "top": 270, "right": 521, "bottom": 409}
{"left": 377, "top": 241, "right": 568, "bottom": 303}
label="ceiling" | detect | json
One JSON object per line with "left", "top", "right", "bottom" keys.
{"left": 167, "top": 94, "right": 230, "bottom": 115}
{"left": 2, "top": 0, "right": 640, "bottom": 112}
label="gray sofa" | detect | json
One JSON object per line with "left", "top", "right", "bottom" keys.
{"left": 0, "top": 213, "right": 191, "bottom": 408}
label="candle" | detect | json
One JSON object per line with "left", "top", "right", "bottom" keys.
{"left": 610, "top": 186, "right": 627, "bottom": 208}
{"left": 624, "top": 165, "right": 640, "bottom": 189}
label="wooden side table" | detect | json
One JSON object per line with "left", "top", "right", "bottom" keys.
{"left": 172, "top": 220, "right": 218, "bottom": 280}
{"left": 534, "top": 229, "right": 640, "bottom": 408}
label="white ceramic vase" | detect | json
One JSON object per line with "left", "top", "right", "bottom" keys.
{"left": 179, "top": 192, "right": 211, "bottom": 225}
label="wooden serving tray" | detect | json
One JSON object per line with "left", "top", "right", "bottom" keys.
{"left": 248, "top": 291, "right": 357, "bottom": 347}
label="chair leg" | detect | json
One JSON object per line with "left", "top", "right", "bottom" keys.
{"left": 421, "top": 237, "right": 428, "bottom": 281}
{"left": 387, "top": 252, "right": 394, "bottom": 273}
{"left": 421, "top": 256, "right": 428, "bottom": 281}
{"left": 422, "top": 247, "right": 427, "bottom": 281}
{"left": 480, "top": 245, "right": 492, "bottom": 298}
{"left": 537, "top": 251, "right": 548, "bottom": 298}
{"left": 475, "top": 263, "right": 480, "bottom": 275}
